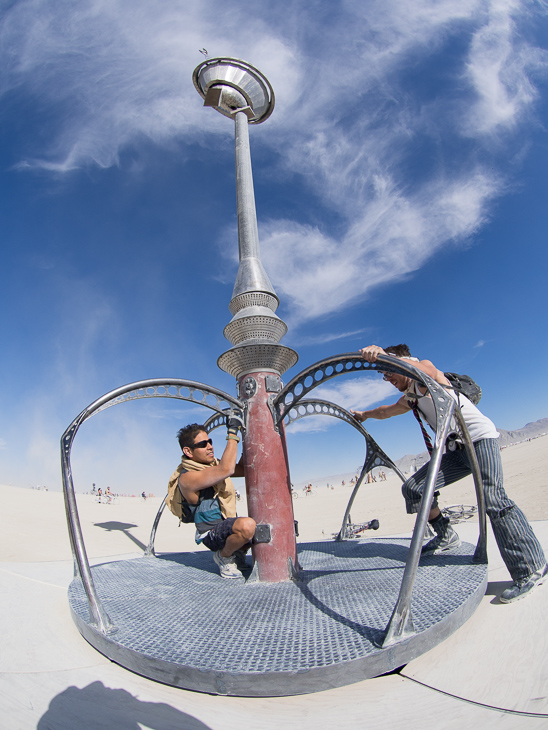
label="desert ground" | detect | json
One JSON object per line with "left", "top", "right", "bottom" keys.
{"left": 1, "top": 435, "right": 547, "bottom": 728}
{"left": 2, "top": 435, "right": 546, "bottom": 562}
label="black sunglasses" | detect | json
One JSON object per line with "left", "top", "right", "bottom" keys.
{"left": 190, "top": 438, "right": 213, "bottom": 450}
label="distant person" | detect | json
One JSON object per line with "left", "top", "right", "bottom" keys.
{"left": 141, "top": 491, "right": 147, "bottom": 501}
{"left": 168, "top": 420, "right": 255, "bottom": 579}
{"left": 351, "top": 344, "right": 547, "bottom": 604}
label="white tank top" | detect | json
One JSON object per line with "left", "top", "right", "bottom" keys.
{"left": 407, "top": 381, "right": 499, "bottom": 442}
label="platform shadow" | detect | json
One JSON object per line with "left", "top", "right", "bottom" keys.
{"left": 156, "top": 550, "right": 219, "bottom": 575}
{"left": 294, "top": 572, "right": 387, "bottom": 646}
{"left": 37, "top": 681, "right": 212, "bottom": 730}
{"left": 297, "top": 538, "right": 478, "bottom": 570}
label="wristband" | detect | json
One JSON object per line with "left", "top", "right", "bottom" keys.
{"left": 226, "top": 433, "right": 240, "bottom": 443}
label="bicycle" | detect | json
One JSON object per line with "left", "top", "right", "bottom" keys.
{"left": 97, "top": 494, "right": 118, "bottom": 505}
{"left": 442, "top": 504, "right": 477, "bottom": 524}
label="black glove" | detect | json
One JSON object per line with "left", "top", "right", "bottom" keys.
{"left": 226, "top": 410, "right": 245, "bottom": 436}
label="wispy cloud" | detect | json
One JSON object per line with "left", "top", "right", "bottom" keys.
{"left": 294, "top": 329, "right": 371, "bottom": 348}
{"left": 462, "top": 0, "right": 546, "bottom": 136}
{"left": 1, "top": 0, "right": 545, "bottom": 326}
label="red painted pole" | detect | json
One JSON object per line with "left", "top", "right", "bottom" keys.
{"left": 239, "top": 371, "right": 297, "bottom": 582}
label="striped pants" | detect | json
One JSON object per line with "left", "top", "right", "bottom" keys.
{"left": 402, "top": 438, "right": 545, "bottom": 583}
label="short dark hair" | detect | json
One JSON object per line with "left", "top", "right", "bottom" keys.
{"left": 384, "top": 344, "right": 411, "bottom": 358}
{"left": 177, "top": 424, "right": 207, "bottom": 452}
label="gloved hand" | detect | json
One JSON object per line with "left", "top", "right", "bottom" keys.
{"left": 226, "top": 410, "right": 245, "bottom": 437}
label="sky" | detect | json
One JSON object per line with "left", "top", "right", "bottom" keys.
{"left": 1, "top": 0, "right": 548, "bottom": 495}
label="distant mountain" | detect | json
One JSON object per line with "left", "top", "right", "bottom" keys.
{"left": 394, "top": 451, "right": 430, "bottom": 475}
{"left": 497, "top": 418, "right": 548, "bottom": 447}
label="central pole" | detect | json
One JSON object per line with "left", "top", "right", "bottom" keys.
{"left": 194, "top": 58, "right": 299, "bottom": 581}
{"left": 233, "top": 110, "right": 297, "bottom": 581}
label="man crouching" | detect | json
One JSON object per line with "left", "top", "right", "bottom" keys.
{"left": 168, "top": 418, "right": 255, "bottom": 579}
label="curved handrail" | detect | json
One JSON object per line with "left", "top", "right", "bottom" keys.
{"left": 61, "top": 378, "right": 244, "bottom": 635}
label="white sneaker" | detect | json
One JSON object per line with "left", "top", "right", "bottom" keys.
{"left": 213, "top": 551, "right": 244, "bottom": 579}
{"left": 500, "top": 564, "right": 548, "bottom": 603}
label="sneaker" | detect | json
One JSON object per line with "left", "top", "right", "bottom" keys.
{"left": 233, "top": 549, "right": 251, "bottom": 573}
{"left": 213, "top": 551, "right": 244, "bottom": 579}
{"left": 500, "top": 564, "right": 548, "bottom": 604}
{"left": 421, "top": 525, "right": 461, "bottom": 555}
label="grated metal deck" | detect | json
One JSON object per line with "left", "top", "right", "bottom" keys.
{"left": 68, "top": 538, "right": 487, "bottom": 696}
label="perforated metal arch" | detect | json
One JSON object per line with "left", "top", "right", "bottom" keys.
{"left": 274, "top": 352, "right": 456, "bottom": 444}
{"left": 282, "top": 398, "right": 405, "bottom": 541}
{"left": 60, "top": 378, "right": 244, "bottom": 635}
{"left": 274, "top": 352, "right": 488, "bottom": 646}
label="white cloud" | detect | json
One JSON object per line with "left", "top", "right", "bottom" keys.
{"left": 261, "top": 169, "right": 500, "bottom": 326}
{"left": 295, "top": 329, "right": 371, "bottom": 347}
{"left": 313, "top": 377, "right": 395, "bottom": 411}
{"left": 1, "top": 0, "right": 300, "bottom": 171}
{"left": 1, "top": 0, "right": 545, "bottom": 325}
{"left": 284, "top": 376, "right": 395, "bottom": 433}
{"left": 462, "top": 0, "right": 546, "bottom": 136}
{"left": 285, "top": 415, "right": 331, "bottom": 435}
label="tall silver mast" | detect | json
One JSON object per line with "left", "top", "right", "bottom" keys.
{"left": 193, "top": 58, "right": 298, "bottom": 378}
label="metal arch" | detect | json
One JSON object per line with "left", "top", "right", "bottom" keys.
{"left": 91, "top": 379, "right": 244, "bottom": 419}
{"left": 274, "top": 352, "right": 374, "bottom": 420}
{"left": 274, "top": 353, "right": 487, "bottom": 648}
{"left": 281, "top": 397, "right": 406, "bottom": 541}
{"left": 61, "top": 378, "right": 244, "bottom": 636}
{"left": 380, "top": 377, "right": 487, "bottom": 648}
{"left": 203, "top": 410, "right": 232, "bottom": 434}
{"left": 144, "top": 410, "right": 234, "bottom": 558}
{"left": 274, "top": 352, "right": 451, "bottom": 426}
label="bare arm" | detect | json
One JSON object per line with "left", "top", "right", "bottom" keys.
{"left": 179, "top": 438, "right": 240, "bottom": 503}
{"left": 402, "top": 358, "right": 450, "bottom": 387}
{"left": 358, "top": 345, "right": 451, "bottom": 390}
{"left": 351, "top": 395, "right": 411, "bottom": 423}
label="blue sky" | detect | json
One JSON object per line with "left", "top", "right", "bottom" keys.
{"left": 1, "top": 0, "right": 547, "bottom": 494}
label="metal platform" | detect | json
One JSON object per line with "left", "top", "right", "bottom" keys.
{"left": 68, "top": 538, "right": 486, "bottom": 697}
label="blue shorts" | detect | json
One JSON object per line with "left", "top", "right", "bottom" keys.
{"left": 201, "top": 517, "right": 239, "bottom": 552}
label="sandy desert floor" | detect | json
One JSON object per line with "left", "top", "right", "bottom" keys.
{"left": 1, "top": 435, "right": 547, "bottom": 729}
{"left": 2, "top": 435, "right": 546, "bottom": 562}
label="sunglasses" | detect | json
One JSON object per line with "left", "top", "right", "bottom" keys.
{"left": 190, "top": 438, "right": 213, "bottom": 450}
{"left": 381, "top": 372, "right": 396, "bottom": 381}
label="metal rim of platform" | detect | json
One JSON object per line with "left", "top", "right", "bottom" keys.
{"left": 68, "top": 538, "right": 487, "bottom": 697}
